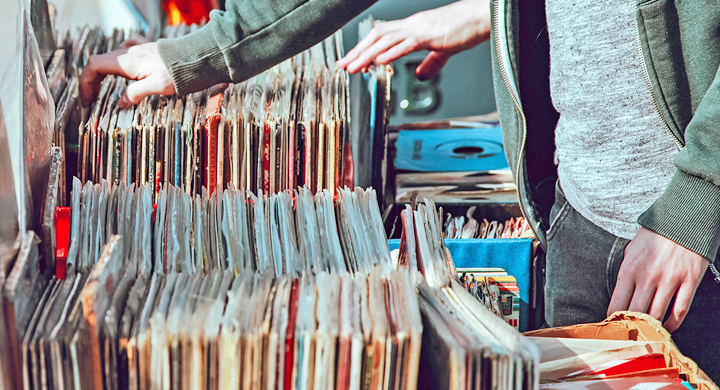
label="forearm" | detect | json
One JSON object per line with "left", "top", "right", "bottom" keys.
{"left": 638, "top": 66, "right": 720, "bottom": 260}
{"left": 157, "top": 0, "right": 377, "bottom": 95}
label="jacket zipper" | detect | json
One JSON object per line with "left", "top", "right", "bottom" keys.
{"left": 493, "top": 0, "right": 537, "bottom": 239}
{"left": 634, "top": 19, "right": 683, "bottom": 149}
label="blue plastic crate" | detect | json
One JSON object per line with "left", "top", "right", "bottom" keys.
{"left": 388, "top": 238, "right": 533, "bottom": 332}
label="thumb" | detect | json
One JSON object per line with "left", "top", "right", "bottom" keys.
{"left": 118, "top": 78, "right": 157, "bottom": 108}
{"left": 416, "top": 51, "right": 452, "bottom": 81}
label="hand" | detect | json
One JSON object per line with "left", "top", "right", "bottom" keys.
{"left": 79, "top": 42, "right": 175, "bottom": 108}
{"left": 337, "top": 0, "right": 491, "bottom": 81}
{"left": 608, "top": 227, "right": 709, "bottom": 332}
{"left": 118, "top": 33, "right": 150, "bottom": 49}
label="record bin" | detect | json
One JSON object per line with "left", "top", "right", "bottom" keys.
{"left": 381, "top": 115, "right": 546, "bottom": 332}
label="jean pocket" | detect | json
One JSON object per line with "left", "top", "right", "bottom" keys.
{"left": 547, "top": 197, "right": 571, "bottom": 241}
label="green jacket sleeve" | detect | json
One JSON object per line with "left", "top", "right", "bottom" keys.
{"left": 638, "top": 66, "right": 720, "bottom": 260}
{"left": 156, "top": 0, "right": 377, "bottom": 96}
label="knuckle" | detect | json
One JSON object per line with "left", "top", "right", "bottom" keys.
{"left": 373, "top": 23, "right": 388, "bottom": 34}
{"left": 405, "top": 36, "right": 419, "bottom": 48}
{"left": 367, "top": 28, "right": 379, "bottom": 40}
{"left": 675, "top": 305, "right": 689, "bottom": 317}
{"left": 85, "top": 56, "right": 97, "bottom": 69}
{"left": 380, "top": 34, "right": 395, "bottom": 44}
{"left": 128, "top": 45, "right": 150, "bottom": 58}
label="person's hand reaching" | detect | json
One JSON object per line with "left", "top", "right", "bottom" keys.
{"left": 337, "top": 0, "right": 491, "bottom": 80}
{"left": 608, "top": 227, "right": 709, "bottom": 332}
{"left": 79, "top": 41, "right": 175, "bottom": 108}
{"left": 118, "top": 33, "right": 150, "bottom": 49}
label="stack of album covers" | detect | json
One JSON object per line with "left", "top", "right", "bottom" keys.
{"left": 4, "top": 175, "right": 422, "bottom": 390}
{"left": 456, "top": 269, "right": 521, "bottom": 330}
{"left": 443, "top": 207, "right": 532, "bottom": 240}
{"left": 397, "top": 200, "right": 539, "bottom": 390}
{"left": 50, "top": 24, "right": 351, "bottom": 208}
{"left": 0, "top": 154, "right": 539, "bottom": 390}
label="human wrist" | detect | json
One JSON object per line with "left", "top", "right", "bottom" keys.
{"left": 156, "top": 26, "right": 231, "bottom": 96}
{"left": 638, "top": 170, "right": 720, "bottom": 260}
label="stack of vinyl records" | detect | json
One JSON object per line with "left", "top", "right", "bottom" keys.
{"left": 457, "top": 268, "right": 521, "bottom": 330}
{"left": 0, "top": 18, "right": 541, "bottom": 390}
{"left": 443, "top": 207, "right": 532, "bottom": 240}
{"left": 392, "top": 125, "right": 517, "bottom": 205}
{"left": 2, "top": 159, "right": 540, "bottom": 389}
{"left": 5, "top": 6, "right": 715, "bottom": 389}
{"left": 396, "top": 200, "right": 539, "bottom": 389}
{"left": 51, "top": 24, "right": 351, "bottom": 208}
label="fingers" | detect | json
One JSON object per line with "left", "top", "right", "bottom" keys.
{"left": 346, "top": 35, "right": 406, "bottom": 74}
{"left": 119, "top": 33, "right": 150, "bottom": 49}
{"left": 119, "top": 74, "right": 174, "bottom": 109}
{"left": 606, "top": 228, "right": 707, "bottom": 331}
{"left": 118, "top": 81, "right": 146, "bottom": 109}
{"left": 79, "top": 49, "right": 132, "bottom": 106}
{"left": 376, "top": 38, "right": 421, "bottom": 64}
{"left": 627, "top": 284, "right": 656, "bottom": 314}
{"left": 78, "top": 65, "right": 107, "bottom": 107}
{"left": 647, "top": 284, "right": 677, "bottom": 321}
{"left": 338, "top": 19, "right": 430, "bottom": 74}
{"left": 337, "top": 26, "right": 385, "bottom": 68}
{"left": 607, "top": 276, "right": 635, "bottom": 317}
{"left": 416, "top": 51, "right": 452, "bottom": 81}
{"left": 664, "top": 283, "right": 696, "bottom": 333}
{"left": 80, "top": 43, "right": 171, "bottom": 108}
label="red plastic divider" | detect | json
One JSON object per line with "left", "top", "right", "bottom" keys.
{"left": 55, "top": 207, "right": 71, "bottom": 280}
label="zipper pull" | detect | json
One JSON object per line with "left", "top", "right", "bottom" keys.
{"left": 710, "top": 263, "right": 720, "bottom": 284}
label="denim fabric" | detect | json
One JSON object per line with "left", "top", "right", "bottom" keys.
{"left": 545, "top": 182, "right": 720, "bottom": 382}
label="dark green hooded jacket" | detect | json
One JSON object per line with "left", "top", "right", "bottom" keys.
{"left": 490, "top": 0, "right": 720, "bottom": 259}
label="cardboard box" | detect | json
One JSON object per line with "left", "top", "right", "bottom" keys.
{"left": 524, "top": 311, "right": 718, "bottom": 390}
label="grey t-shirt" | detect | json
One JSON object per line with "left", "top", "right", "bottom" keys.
{"left": 546, "top": 0, "right": 679, "bottom": 239}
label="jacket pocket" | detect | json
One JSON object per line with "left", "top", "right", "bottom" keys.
{"left": 636, "top": 0, "right": 692, "bottom": 138}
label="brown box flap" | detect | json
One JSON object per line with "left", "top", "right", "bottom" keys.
{"left": 524, "top": 311, "right": 718, "bottom": 390}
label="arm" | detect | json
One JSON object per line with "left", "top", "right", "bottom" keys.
{"left": 80, "top": 0, "right": 377, "bottom": 106}
{"left": 609, "top": 66, "right": 720, "bottom": 332}
{"left": 337, "top": 0, "right": 491, "bottom": 80}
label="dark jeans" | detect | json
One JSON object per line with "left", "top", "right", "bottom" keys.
{"left": 545, "top": 182, "right": 720, "bottom": 382}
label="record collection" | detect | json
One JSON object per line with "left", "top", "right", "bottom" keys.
{"left": 456, "top": 268, "right": 521, "bottom": 330}
{"left": 2, "top": 155, "right": 540, "bottom": 390}
{"left": 10, "top": 5, "right": 712, "bottom": 390}
{"left": 0, "top": 19, "right": 541, "bottom": 390}
{"left": 51, "top": 24, "right": 352, "bottom": 209}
